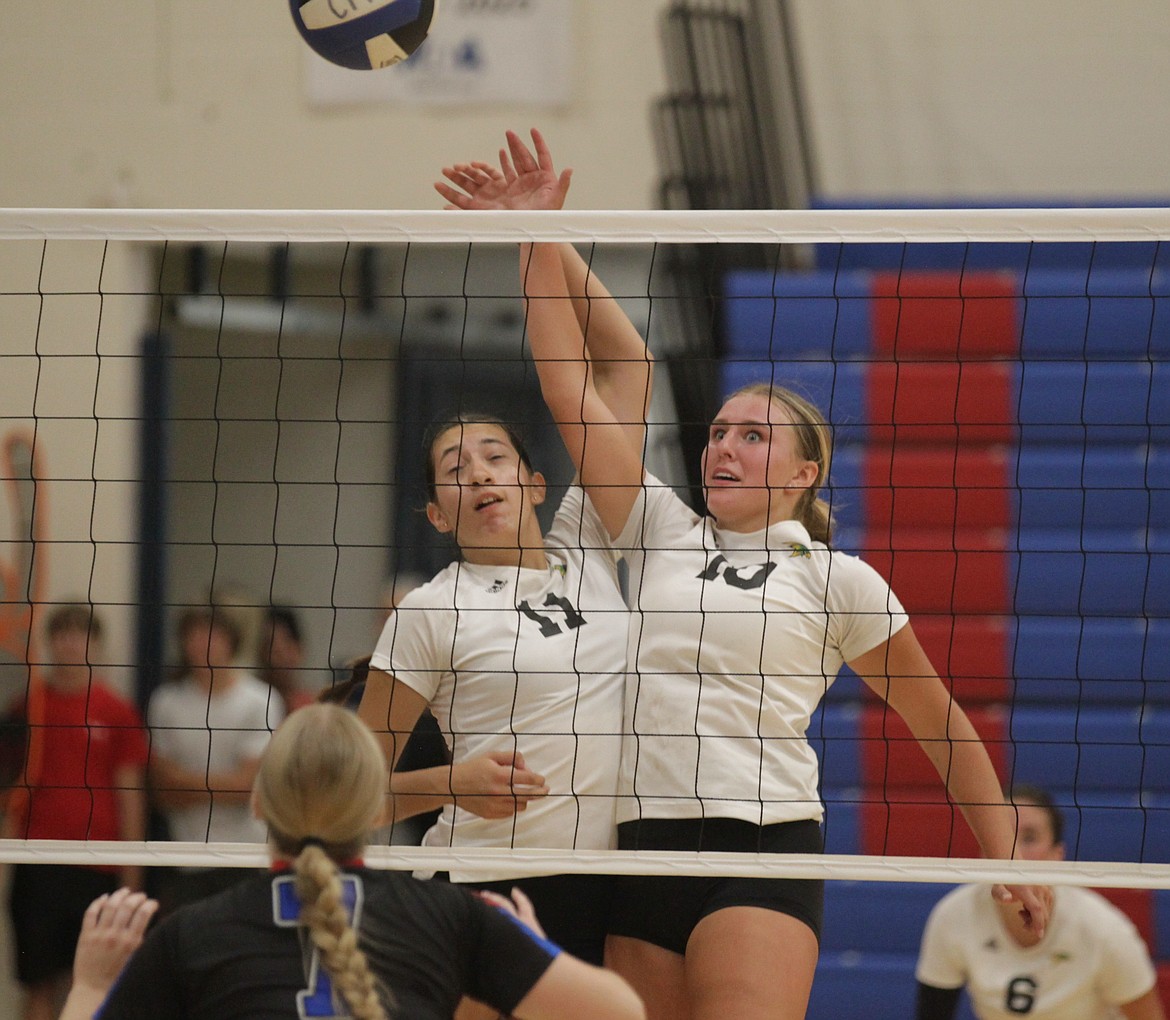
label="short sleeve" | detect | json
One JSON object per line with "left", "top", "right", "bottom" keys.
{"left": 1095, "top": 903, "right": 1157, "bottom": 1006}
{"left": 915, "top": 893, "right": 968, "bottom": 991}
{"left": 461, "top": 897, "right": 559, "bottom": 1014}
{"left": 614, "top": 472, "right": 697, "bottom": 559}
{"left": 825, "top": 552, "right": 910, "bottom": 663}
{"left": 546, "top": 484, "right": 619, "bottom": 566}
{"left": 369, "top": 598, "right": 444, "bottom": 702}
{"left": 237, "top": 681, "right": 284, "bottom": 760}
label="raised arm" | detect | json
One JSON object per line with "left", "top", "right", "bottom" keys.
{"left": 528, "top": 239, "right": 654, "bottom": 451}
{"left": 436, "top": 130, "right": 649, "bottom": 537}
{"left": 59, "top": 889, "right": 158, "bottom": 1020}
{"left": 850, "top": 625, "right": 1053, "bottom": 937}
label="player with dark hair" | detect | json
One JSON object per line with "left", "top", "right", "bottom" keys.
{"left": 916, "top": 786, "right": 1165, "bottom": 1020}
{"left": 61, "top": 705, "right": 646, "bottom": 1020}
{"left": 357, "top": 185, "right": 653, "bottom": 965}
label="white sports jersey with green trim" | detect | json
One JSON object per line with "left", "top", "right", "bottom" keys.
{"left": 917, "top": 884, "right": 1158, "bottom": 1019}
{"left": 372, "top": 485, "right": 626, "bottom": 879}
{"left": 614, "top": 474, "right": 908, "bottom": 827}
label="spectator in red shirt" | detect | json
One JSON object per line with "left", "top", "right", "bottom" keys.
{"left": 3, "top": 602, "right": 147, "bottom": 1020}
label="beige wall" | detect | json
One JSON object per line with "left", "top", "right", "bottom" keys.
{"left": 4, "top": 3, "right": 1169, "bottom": 210}
{"left": 1, "top": 2, "right": 671, "bottom": 210}
{"left": 793, "top": 0, "right": 1170, "bottom": 200}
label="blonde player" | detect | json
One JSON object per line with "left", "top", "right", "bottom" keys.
{"left": 442, "top": 128, "right": 1053, "bottom": 1020}
{"left": 916, "top": 786, "right": 1165, "bottom": 1020}
{"left": 61, "top": 706, "right": 646, "bottom": 1020}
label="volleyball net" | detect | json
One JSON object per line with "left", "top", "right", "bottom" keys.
{"left": 0, "top": 206, "right": 1168, "bottom": 897}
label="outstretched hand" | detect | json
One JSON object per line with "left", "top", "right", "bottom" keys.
{"left": 992, "top": 882, "right": 1053, "bottom": 940}
{"left": 60, "top": 888, "right": 159, "bottom": 1020}
{"left": 478, "top": 886, "right": 548, "bottom": 940}
{"left": 435, "top": 128, "right": 572, "bottom": 212}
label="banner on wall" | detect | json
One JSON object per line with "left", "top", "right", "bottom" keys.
{"left": 303, "top": 0, "right": 574, "bottom": 108}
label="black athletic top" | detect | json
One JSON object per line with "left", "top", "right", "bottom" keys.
{"left": 96, "top": 867, "right": 559, "bottom": 1019}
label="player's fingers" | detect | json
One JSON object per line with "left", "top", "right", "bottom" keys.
{"left": 498, "top": 148, "right": 517, "bottom": 183}
{"left": 530, "top": 128, "right": 554, "bottom": 171}
{"left": 509, "top": 767, "right": 546, "bottom": 788}
{"left": 126, "top": 898, "right": 159, "bottom": 937}
{"left": 81, "top": 893, "right": 111, "bottom": 933}
{"left": 434, "top": 182, "right": 472, "bottom": 208}
{"left": 506, "top": 129, "right": 538, "bottom": 174}
{"left": 470, "top": 160, "right": 503, "bottom": 180}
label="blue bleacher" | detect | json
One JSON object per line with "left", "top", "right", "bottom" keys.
{"left": 1016, "top": 360, "right": 1170, "bottom": 445}
{"left": 1020, "top": 267, "right": 1170, "bottom": 360}
{"left": 1009, "top": 530, "right": 1170, "bottom": 617}
{"left": 721, "top": 233, "right": 1170, "bottom": 1012}
{"left": 1158, "top": 890, "right": 1170, "bottom": 958}
{"left": 1014, "top": 445, "right": 1170, "bottom": 532}
{"left": 723, "top": 269, "right": 873, "bottom": 360}
{"left": 1009, "top": 706, "right": 1170, "bottom": 795}
{"left": 811, "top": 883, "right": 978, "bottom": 1020}
{"left": 1010, "top": 616, "right": 1170, "bottom": 705}
{"left": 724, "top": 360, "right": 1170, "bottom": 447}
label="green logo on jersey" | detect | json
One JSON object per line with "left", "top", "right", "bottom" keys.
{"left": 788, "top": 543, "right": 811, "bottom": 559}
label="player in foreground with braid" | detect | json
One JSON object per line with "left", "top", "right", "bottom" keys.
{"left": 441, "top": 128, "right": 1053, "bottom": 1020}
{"left": 62, "top": 704, "right": 645, "bottom": 1019}
{"left": 916, "top": 785, "right": 1165, "bottom": 1020}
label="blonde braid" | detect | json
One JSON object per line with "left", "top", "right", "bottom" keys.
{"left": 295, "top": 845, "right": 387, "bottom": 1020}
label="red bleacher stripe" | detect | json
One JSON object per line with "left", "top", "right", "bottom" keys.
{"left": 859, "top": 703, "right": 1007, "bottom": 791}
{"left": 872, "top": 270, "right": 1019, "bottom": 359}
{"left": 1096, "top": 887, "right": 1157, "bottom": 953}
{"left": 861, "top": 529, "right": 1010, "bottom": 614}
{"left": 865, "top": 362, "right": 1016, "bottom": 446}
{"left": 910, "top": 614, "right": 1011, "bottom": 705}
{"left": 859, "top": 790, "right": 984, "bottom": 858}
{"left": 862, "top": 445, "right": 1012, "bottom": 530}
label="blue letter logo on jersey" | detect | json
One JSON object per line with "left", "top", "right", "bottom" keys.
{"left": 272, "top": 874, "right": 365, "bottom": 1019}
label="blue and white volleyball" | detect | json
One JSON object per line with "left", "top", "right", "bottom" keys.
{"left": 290, "top": 0, "right": 438, "bottom": 70}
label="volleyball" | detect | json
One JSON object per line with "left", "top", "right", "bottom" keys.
{"left": 289, "top": 0, "right": 437, "bottom": 70}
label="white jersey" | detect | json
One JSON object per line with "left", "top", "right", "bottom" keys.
{"left": 147, "top": 672, "right": 284, "bottom": 845}
{"left": 916, "top": 884, "right": 1158, "bottom": 1020}
{"left": 371, "top": 485, "right": 627, "bottom": 880}
{"left": 614, "top": 473, "right": 908, "bottom": 826}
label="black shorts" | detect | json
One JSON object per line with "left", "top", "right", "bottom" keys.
{"left": 8, "top": 864, "right": 118, "bottom": 985}
{"left": 608, "top": 817, "right": 824, "bottom": 956}
{"left": 447, "top": 873, "right": 613, "bottom": 966}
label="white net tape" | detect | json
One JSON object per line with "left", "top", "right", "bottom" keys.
{"left": 3, "top": 207, "right": 1170, "bottom": 244}
{"left": 2, "top": 205, "right": 1167, "bottom": 891}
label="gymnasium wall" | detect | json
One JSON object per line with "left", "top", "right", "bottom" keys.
{"left": 4, "top": 2, "right": 1168, "bottom": 209}
{"left": 2, "top": 0, "right": 1169, "bottom": 687}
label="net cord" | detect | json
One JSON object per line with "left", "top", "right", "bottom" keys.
{"left": 0, "top": 840, "right": 1168, "bottom": 888}
{"left": 3, "top": 209, "right": 1167, "bottom": 891}
{"left": 2, "top": 208, "right": 1170, "bottom": 244}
